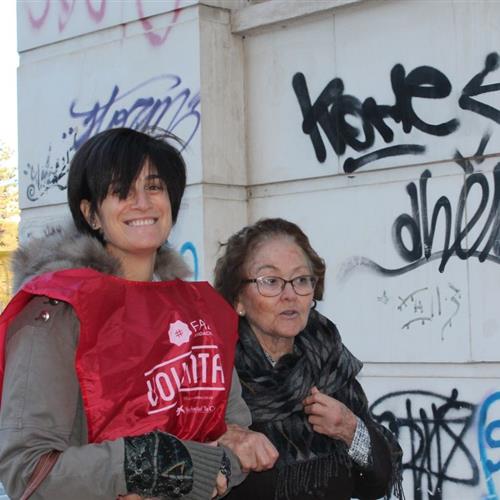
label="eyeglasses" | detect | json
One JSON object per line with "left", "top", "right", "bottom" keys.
{"left": 242, "top": 275, "right": 317, "bottom": 297}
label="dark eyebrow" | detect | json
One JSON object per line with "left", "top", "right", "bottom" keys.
{"left": 145, "top": 174, "right": 163, "bottom": 181}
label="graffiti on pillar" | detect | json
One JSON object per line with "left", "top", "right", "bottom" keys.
{"left": 478, "top": 391, "right": 500, "bottom": 500}
{"left": 23, "top": 74, "right": 200, "bottom": 202}
{"left": 136, "top": 0, "right": 182, "bottom": 47}
{"left": 180, "top": 241, "right": 199, "bottom": 281}
{"left": 390, "top": 158, "right": 500, "bottom": 275}
{"left": 292, "top": 52, "right": 500, "bottom": 173}
{"left": 370, "top": 389, "right": 478, "bottom": 499}
{"left": 338, "top": 153, "right": 500, "bottom": 280}
{"left": 376, "top": 282, "right": 462, "bottom": 340}
{"left": 291, "top": 53, "right": 500, "bottom": 281}
{"left": 68, "top": 75, "right": 200, "bottom": 151}
{"left": 25, "top": 0, "right": 182, "bottom": 46}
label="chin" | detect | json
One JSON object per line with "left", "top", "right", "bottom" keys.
{"left": 279, "top": 319, "right": 307, "bottom": 334}
{"left": 130, "top": 244, "right": 162, "bottom": 255}
{"left": 276, "top": 329, "right": 302, "bottom": 339}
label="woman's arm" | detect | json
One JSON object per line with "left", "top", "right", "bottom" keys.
{"left": 303, "top": 381, "right": 402, "bottom": 499}
{"left": 217, "top": 369, "right": 252, "bottom": 490}
{"left": 218, "top": 370, "right": 278, "bottom": 484}
{"left": 347, "top": 380, "right": 403, "bottom": 499}
{"left": 350, "top": 422, "right": 398, "bottom": 500}
{"left": 0, "top": 296, "right": 130, "bottom": 499}
{"left": 0, "top": 296, "right": 224, "bottom": 500}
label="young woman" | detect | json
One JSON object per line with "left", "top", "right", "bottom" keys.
{"left": 0, "top": 128, "right": 260, "bottom": 499}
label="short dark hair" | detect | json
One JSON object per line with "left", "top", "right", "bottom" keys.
{"left": 67, "top": 128, "right": 186, "bottom": 241}
{"left": 214, "top": 218, "right": 326, "bottom": 306}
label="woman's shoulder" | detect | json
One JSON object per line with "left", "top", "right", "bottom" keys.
{"left": 12, "top": 225, "right": 121, "bottom": 291}
{"left": 7, "top": 295, "right": 79, "bottom": 348}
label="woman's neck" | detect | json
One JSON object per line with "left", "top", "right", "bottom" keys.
{"left": 253, "top": 330, "right": 294, "bottom": 362}
{"left": 107, "top": 247, "right": 156, "bottom": 282}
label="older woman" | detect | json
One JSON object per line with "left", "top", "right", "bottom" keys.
{"left": 0, "top": 128, "right": 256, "bottom": 500}
{"left": 214, "top": 218, "right": 404, "bottom": 500}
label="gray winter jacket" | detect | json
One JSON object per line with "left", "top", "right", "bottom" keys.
{"left": 0, "top": 228, "right": 251, "bottom": 500}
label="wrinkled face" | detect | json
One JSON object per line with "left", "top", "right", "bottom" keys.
{"left": 236, "top": 237, "right": 314, "bottom": 341}
{"left": 81, "top": 162, "right": 172, "bottom": 265}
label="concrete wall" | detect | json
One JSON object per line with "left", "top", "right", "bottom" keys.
{"left": 16, "top": 0, "right": 500, "bottom": 498}
{"left": 17, "top": 0, "right": 247, "bottom": 279}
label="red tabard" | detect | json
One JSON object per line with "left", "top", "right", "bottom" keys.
{"left": 0, "top": 268, "right": 238, "bottom": 444}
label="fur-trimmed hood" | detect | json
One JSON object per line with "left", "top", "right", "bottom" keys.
{"left": 12, "top": 225, "right": 191, "bottom": 292}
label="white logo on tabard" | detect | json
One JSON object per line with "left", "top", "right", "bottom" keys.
{"left": 168, "top": 320, "right": 192, "bottom": 346}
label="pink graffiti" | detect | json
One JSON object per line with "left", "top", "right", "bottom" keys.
{"left": 58, "top": 0, "right": 76, "bottom": 32}
{"left": 26, "top": 0, "right": 180, "bottom": 45}
{"left": 86, "top": 0, "right": 106, "bottom": 22}
{"left": 26, "top": 0, "right": 106, "bottom": 31}
{"left": 27, "top": 0, "right": 51, "bottom": 29}
{"left": 137, "top": 0, "right": 182, "bottom": 46}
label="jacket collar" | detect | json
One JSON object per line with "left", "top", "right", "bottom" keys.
{"left": 12, "top": 225, "right": 191, "bottom": 292}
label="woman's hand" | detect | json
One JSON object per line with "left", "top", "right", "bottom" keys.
{"left": 211, "top": 471, "right": 228, "bottom": 498}
{"left": 303, "top": 386, "right": 357, "bottom": 446}
{"left": 217, "top": 424, "right": 279, "bottom": 472}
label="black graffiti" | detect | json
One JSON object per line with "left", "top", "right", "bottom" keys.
{"left": 23, "top": 129, "right": 76, "bottom": 201}
{"left": 293, "top": 52, "right": 500, "bottom": 172}
{"left": 459, "top": 52, "right": 500, "bottom": 124}
{"left": 454, "top": 131, "right": 491, "bottom": 174}
{"left": 337, "top": 134, "right": 500, "bottom": 280}
{"left": 383, "top": 283, "right": 462, "bottom": 338}
{"left": 392, "top": 161, "right": 500, "bottom": 273}
{"left": 370, "top": 389, "right": 478, "bottom": 500}
{"left": 292, "top": 65, "right": 458, "bottom": 170}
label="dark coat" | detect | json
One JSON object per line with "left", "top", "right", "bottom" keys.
{"left": 225, "top": 420, "right": 395, "bottom": 500}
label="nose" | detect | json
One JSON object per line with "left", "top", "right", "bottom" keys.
{"left": 130, "top": 189, "right": 152, "bottom": 209}
{"left": 280, "top": 281, "right": 297, "bottom": 300}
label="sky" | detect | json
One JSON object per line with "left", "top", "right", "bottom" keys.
{"left": 0, "top": 1, "right": 19, "bottom": 157}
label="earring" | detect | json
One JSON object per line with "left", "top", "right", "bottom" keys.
{"left": 237, "top": 310, "right": 245, "bottom": 316}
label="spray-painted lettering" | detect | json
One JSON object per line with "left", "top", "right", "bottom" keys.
{"left": 293, "top": 53, "right": 500, "bottom": 172}
{"left": 371, "top": 389, "right": 478, "bottom": 499}
{"left": 24, "top": 75, "right": 200, "bottom": 201}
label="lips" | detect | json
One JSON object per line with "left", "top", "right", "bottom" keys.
{"left": 125, "top": 218, "right": 157, "bottom": 226}
{"left": 280, "top": 310, "right": 299, "bottom": 317}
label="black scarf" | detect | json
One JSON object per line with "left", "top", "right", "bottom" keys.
{"left": 235, "top": 310, "right": 403, "bottom": 499}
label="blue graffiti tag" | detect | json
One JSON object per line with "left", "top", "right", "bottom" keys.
{"left": 180, "top": 241, "right": 199, "bottom": 281}
{"left": 70, "top": 75, "right": 200, "bottom": 150}
{"left": 24, "top": 75, "right": 200, "bottom": 202}
{"left": 478, "top": 391, "right": 500, "bottom": 500}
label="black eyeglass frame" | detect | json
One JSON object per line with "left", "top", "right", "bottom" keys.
{"left": 242, "top": 275, "right": 317, "bottom": 297}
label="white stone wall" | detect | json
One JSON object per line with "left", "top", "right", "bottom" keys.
{"left": 17, "top": 0, "right": 247, "bottom": 280}
{"left": 240, "top": 1, "right": 500, "bottom": 498}
{"left": 16, "top": 1, "right": 500, "bottom": 498}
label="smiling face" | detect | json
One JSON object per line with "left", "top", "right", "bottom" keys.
{"left": 80, "top": 161, "right": 172, "bottom": 275}
{"left": 236, "top": 236, "right": 315, "bottom": 348}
